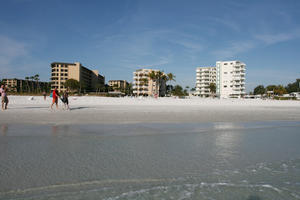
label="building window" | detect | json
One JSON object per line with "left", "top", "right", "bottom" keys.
{"left": 224, "top": 85, "right": 227, "bottom": 88}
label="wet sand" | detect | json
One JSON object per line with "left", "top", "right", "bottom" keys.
{"left": 1, "top": 121, "right": 300, "bottom": 199}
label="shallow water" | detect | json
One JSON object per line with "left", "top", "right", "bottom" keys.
{"left": 0, "top": 121, "right": 300, "bottom": 200}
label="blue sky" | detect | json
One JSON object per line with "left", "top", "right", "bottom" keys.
{"left": 0, "top": 0, "right": 300, "bottom": 92}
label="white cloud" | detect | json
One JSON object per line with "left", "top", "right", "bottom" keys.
{"left": 212, "top": 40, "right": 256, "bottom": 59}
{"left": 171, "top": 40, "right": 203, "bottom": 51}
{"left": 212, "top": 28, "right": 300, "bottom": 60}
{"left": 136, "top": 60, "right": 169, "bottom": 69}
{"left": 206, "top": 17, "right": 240, "bottom": 32}
{"left": 0, "top": 35, "right": 50, "bottom": 81}
{"left": 255, "top": 29, "right": 300, "bottom": 45}
{"left": 0, "top": 35, "right": 27, "bottom": 66}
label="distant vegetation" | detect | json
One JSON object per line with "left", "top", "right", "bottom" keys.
{"left": 253, "top": 79, "right": 299, "bottom": 96}
{"left": 170, "top": 85, "right": 188, "bottom": 96}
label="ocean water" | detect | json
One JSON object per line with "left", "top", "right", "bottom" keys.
{"left": 0, "top": 121, "right": 300, "bottom": 200}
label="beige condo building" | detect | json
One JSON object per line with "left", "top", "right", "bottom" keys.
{"left": 133, "top": 69, "right": 166, "bottom": 96}
{"left": 195, "top": 66, "right": 216, "bottom": 97}
{"left": 51, "top": 62, "right": 105, "bottom": 92}
{"left": 108, "top": 80, "right": 129, "bottom": 91}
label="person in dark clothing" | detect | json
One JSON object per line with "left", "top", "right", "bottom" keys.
{"left": 62, "top": 90, "right": 69, "bottom": 110}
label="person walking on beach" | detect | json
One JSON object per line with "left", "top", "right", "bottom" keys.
{"left": 0, "top": 85, "right": 4, "bottom": 110}
{"left": 50, "top": 87, "right": 60, "bottom": 109}
{"left": 43, "top": 91, "right": 47, "bottom": 100}
{"left": 0, "top": 85, "right": 4, "bottom": 97}
{"left": 62, "top": 90, "right": 70, "bottom": 110}
{"left": 1, "top": 87, "right": 9, "bottom": 110}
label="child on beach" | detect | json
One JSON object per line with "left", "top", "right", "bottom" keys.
{"left": 61, "top": 90, "right": 70, "bottom": 110}
{"left": 50, "top": 88, "right": 60, "bottom": 109}
{"left": 1, "top": 87, "right": 9, "bottom": 110}
{"left": 43, "top": 91, "right": 47, "bottom": 100}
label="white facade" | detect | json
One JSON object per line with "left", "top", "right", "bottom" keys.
{"left": 195, "top": 66, "right": 216, "bottom": 97}
{"left": 216, "top": 61, "right": 246, "bottom": 98}
{"left": 133, "top": 69, "right": 166, "bottom": 96}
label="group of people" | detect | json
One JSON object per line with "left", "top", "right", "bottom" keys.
{"left": 0, "top": 85, "right": 69, "bottom": 111}
{"left": 0, "top": 85, "right": 9, "bottom": 110}
{"left": 51, "top": 87, "right": 70, "bottom": 110}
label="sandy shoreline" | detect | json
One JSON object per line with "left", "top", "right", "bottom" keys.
{"left": 0, "top": 96, "right": 300, "bottom": 125}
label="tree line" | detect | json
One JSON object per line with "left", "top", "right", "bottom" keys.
{"left": 253, "top": 79, "right": 300, "bottom": 95}
{"left": 1, "top": 74, "right": 51, "bottom": 94}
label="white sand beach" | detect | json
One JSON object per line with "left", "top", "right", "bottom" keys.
{"left": 1, "top": 96, "right": 300, "bottom": 125}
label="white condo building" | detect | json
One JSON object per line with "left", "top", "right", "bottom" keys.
{"left": 195, "top": 66, "right": 216, "bottom": 97}
{"left": 195, "top": 60, "right": 246, "bottom": 98}
{"left": 133, "top": 69, "right": 166, "bottom": 96}
{"left": 216, "top": 61, "right": 246, "bottom": 98}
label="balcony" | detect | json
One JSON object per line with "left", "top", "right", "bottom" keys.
{"left": 231, "top": 91, "right": 242, "bottom": 95}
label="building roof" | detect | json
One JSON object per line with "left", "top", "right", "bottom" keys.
{"left": 51, "top": 62, "right": 77, "bottom": 65}
{"left": 108, "top": 80, "right": 128, "bottom": 82}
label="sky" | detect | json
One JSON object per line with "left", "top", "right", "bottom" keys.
{"left": 0, "top": 0, "right": 300, "bottom": 92}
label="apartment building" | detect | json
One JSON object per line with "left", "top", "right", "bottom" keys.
{"left": 195, "top": 66, "right": 216, "bottom": 97}
{"left": 2, "top": 78, "right": 50, "bottom": 93}
{"left": 195, "top": 60, "right": 246, "bottom": 98}
{"left": 133, "top": 69, "right": 166, "bottom": 96}
{"left": 216, "top": 61, "right": 246, "bottom": 98}
{"left": 51, "top": 62, "right": 105, "bottom": 92}
{"left": 108, "top": 80, "right": 129, "bottom": 91}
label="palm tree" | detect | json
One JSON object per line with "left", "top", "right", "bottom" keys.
{"left": 29, "top": 76, "right": 35, "bottom": 93}
{"left": 34, "top": 74, "right": 40, "bottom": 93}
{"left": 25, "top": 77, "right": 30, "bottom": 93}
{"left": 209, "top": 83, "right": 216, "bottom": 98}
{"left": 125, "top": 83, "right": 133, "bottom": 96}
{"left": 148, "top": 71, "right": 158, "bottom": 96}
{"left": 148, "top": 71, "right": 166, "bottom": 97}
{"left": 167, "top": 73, "right": 176, "bottom": 84}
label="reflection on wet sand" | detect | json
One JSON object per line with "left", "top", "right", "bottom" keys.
{"left": 1, "top": 124, "right": 8, "bottom": 135}
{"left": 51, "top": 126, "right": 58, "bottom": 135}
{"left": 51, "top": 125, "right": 71, "bottom": 135}
{"left": 214, "top": 123, "right": 242, "bottom": 162}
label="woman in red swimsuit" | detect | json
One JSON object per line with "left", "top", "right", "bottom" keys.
{"left": 51, "top": 87, "right": 59, "bottom": 109}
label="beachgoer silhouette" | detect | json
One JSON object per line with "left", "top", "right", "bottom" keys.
{"left": 62, "top": 90, "right": 70, "bottom": 110}
{"left": 43, "top": 91, "right": 47, "bottom": 100}
{"left": 50, "top": 87, "right": 60, "bottom": 109}
{"left": 1, "top": 86, "right": 9, "bottom": 110}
